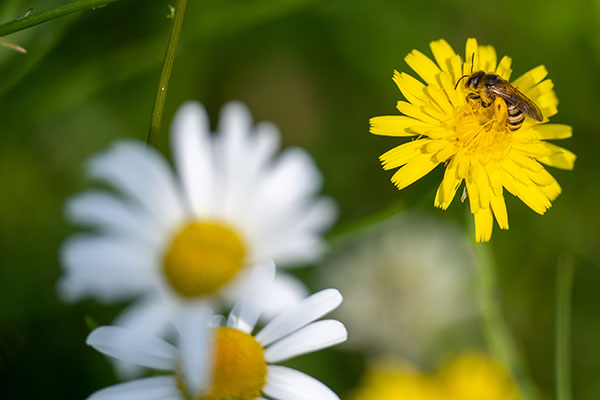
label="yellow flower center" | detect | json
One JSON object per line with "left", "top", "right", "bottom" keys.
{"left": 451, "top": 98, "right": 512, "bottom": 160}
{"left": 179, "top": 327, "right": 267, "bottom": 400}
{"left": 162, "top": 221, "right": 246, "bottom": 298}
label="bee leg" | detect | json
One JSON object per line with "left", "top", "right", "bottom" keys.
{"left": 466, "top": 93, "right": 480, "bottom": 106}
{"left": 493, "top": 97, "right": 508, "bottom": 127}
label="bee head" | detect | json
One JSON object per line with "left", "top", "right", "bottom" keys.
{"left": 465, "top": 71, "right": 486, "bottom": 89}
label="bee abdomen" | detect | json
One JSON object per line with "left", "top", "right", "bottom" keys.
{"left": 507, "top": 104, "right": 524, "bottom": 131}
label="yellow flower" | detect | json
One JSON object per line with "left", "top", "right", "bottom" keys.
{"left": 349, "top": 362, "right": 445, "bottom": 400}
{"left": 370, "top": 38, "right": 575, "bottom": 242}
{"left": 351, "top": 353, "right": 521, "bottom": 400}
{"left": 440, "top": 353, "right": 521, "bottom": 400}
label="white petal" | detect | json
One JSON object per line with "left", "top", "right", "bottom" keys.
{"left": 260, "top": 273, "right": 309, "bottom": 319}
{"left": 261, "top": 235, "right": 326, "bottom": 266}
{"left": 240, "top": 148, "right": 327, "bottom": 263}
{"left": 87, "top": 140, "right": 185, "bottom": 230}
{"left": 264, "top": 320, "right": 347, "bottom": 363}
{"left": 253, "top": 198, "right": 337, "bottom": 267}
{"left": 292, "top": 197, "right": 338, "bottom": 234}
{"left": 171, "top": 101, "right": 214, "bottom": 216}
{"left": 246, "top": 121, "right": 281, "bottom": 179}
{"left": 258, "top": 195, "right": 337, "bottom": 246}
{"left": 58, "top": 235, "right": 156, "bottom": 302}
{"left": 216, "top": 119, "right": 281, "bottom": 225}
{"left": 111, "top": 296, "right": 174, "bottom": 378}
{"left": 114, "top": 295, "right": 172, "bottom": 337}
{"left": 256, "top": 289, "right": 343, "bottom": 346}
{"left": 227, "top": 259, "right": 276, "bottom": 333}
{"left": 86, "top": 326, "right": 178, "bottom": 370}
{"left": 65, "top": 191, "right": 166, "bottom": 247}
{"left": 264, "top": 365, "right": 340, "bottom": 400}
{"left": 214, "top": 101, "right": 254, "bottom": 219}
{"left": 87, "top": 376, "right": 180, "bottom": 400}
{"left": 211, "top": 314, "right": 226, "bottom": 326}
{"left": 222, "top": 258, "right": 276, "bottom": 307}
{"left": 252, "top": 147, "right": 323, "bottom": 217}
{"left": 174, "top": 304, "right": 214, "bottom": 395}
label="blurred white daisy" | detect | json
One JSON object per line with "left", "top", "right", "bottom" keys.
{"left": 320, "top": 212, "right": 479, "bottom": 365}
{"left": 59, "top": 100, "right": 336, "bottom": 333}
{"left": 85, "top": 288, "right": 347, "bottom": 400}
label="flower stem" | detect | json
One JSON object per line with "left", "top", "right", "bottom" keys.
{"left": 147, "top": 0, "right": 188, "bottom": 148}
{"left": 0, "top": 0, "right": 119, "bottom": 37}
{"left": 473, "top": 242, "right": 539, "bottom": 400}
{"left": 556, "top": 254, "right": 574, "bottom": 400}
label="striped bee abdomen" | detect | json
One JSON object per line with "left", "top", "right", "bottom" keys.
{"left": 507, "top": 104, "right": 525, "bottom": 131}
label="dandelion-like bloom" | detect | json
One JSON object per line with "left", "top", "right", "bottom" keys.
{"left": 59, "top": 101, "right": 336, "bottom": 356}
{"left": 85, "top": 286, "right": 346, "bottom": 399}
{"left": 370, "top": 38, "right": 575, "bottom": 241}
{"left": 350, "top": 353, "right": 521, "bottom": 400}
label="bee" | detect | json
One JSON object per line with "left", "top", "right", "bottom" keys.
{"left": 455, "top": 69, "right": 543, "bottom": 131}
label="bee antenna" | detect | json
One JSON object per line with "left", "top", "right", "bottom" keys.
{"left": 454, "top": 74, "right": 469, "bottom": 90}
{"left": 470, "top": 52, "right": 475, "bottom": 74}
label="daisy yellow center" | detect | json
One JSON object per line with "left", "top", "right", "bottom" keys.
{"left": 179, "top": 327, "right": 267, "bottom": 400}
{"left": 451, "top": 98, "right": 512, "bottom": 158}
{"left": 162, "top": 221, "right": 246, "bottom": 298}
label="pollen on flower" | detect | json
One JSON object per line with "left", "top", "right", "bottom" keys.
{"left": 179, "top": 327, "right": 267, "bottom": 400}
{"left": 163, "top": 221, "right": 246, "bottom": 298}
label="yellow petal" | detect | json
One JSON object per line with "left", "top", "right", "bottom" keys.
{"left": 490, "top": 189, "right": 509, "bottom": 230}
{"left": 536, "top": 143, "right": 576, "bottom": 170}
{"left": 515, "top": 181, "right": 552, "bottom": 215}
{"left": 464, "top": 38, "right": 479, "bottom": 74}
{"left": 435, "top": 158, "right": 461, "bottom": 209}
{"left": 425, "top": 85, "right": 453, "bottom": 116}
{"left": 404, "top": 49, "right": 441, "bottom": 86}
{"left": 474, "top": 164, "right": 491, "bottom": 210}
{"left": 526, "top": 78, "right": 554, "bottom": 101}
{"left": 474, "top": 207, "right": 493, "bottom": 242}
{"left": 495, "top": 55, "right": 512, "bottom": 80}
{"left": 369, "top": 116, "right": 425, "bottom": 136}
{"left": 465, "top": 175, "right": 480, "bottom": 214}
{"left": 380, "top": 139, "right": 430, "bottom": 170}
{"left": 501, "top": 158, "right": 531, "bottom": 185}
{"left": 512, "top": 142, "right": 554, "bottom": 157}
{"left": 423, "top": 126, "right": 454, "bottom": 139}
{"left": 390, "top": 158, "right": 438, "bottom": 190}
{"left": 524, "top": 166, "right": 558, "bottom": 186}
{"left": 539, "top": 180, "right": 562, "bottom": 201}
{"left": 512, "top": 65, "right": 548, "bottom": 93}
{"left": 502, "top": 169, "right": 551, "bottom": 214}
{"left": 432, "top": 142, "right": 458, "bottom": 163}
{"left": 484, "top": 162, "right": 504, "bottom": 195}
{"left": 430, "top": 39, "right": 457, "bottom": 74}
{"left": 478, "top": 45, "right": 497, "bottom": 72}
{"left": 456, "top": 150, "right": 471, "bottom": 179}
{"left": 396, "top": 101, "right": 442, "bottom": 124}
{"left": 439, "top": 70, "right": 464, "bottom": 108}
{"left": 510, "top": 151, "right": 546, "bottom": 172}
{"left": 393, "top": 71, "right": 428, "bottom": 107}
{"left": 526, "top": 124, "right": 572, "bottom": 140}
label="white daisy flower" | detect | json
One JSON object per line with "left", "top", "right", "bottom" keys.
{"left": 85, "top": 288, "right": 347, "bottom": 399}
{"left": 59, "top": 100, "right": 337, "bottom": 337}
{"left": 320, "top": 212, "right": 478, "bottom": 364}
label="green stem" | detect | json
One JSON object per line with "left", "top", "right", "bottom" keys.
{"left": 147, "top": 0, "right": 188, "bottom": 148}
{"left": 473, "top": 242, "right": 539, "bottom": 400}
{"left": 0, "top": 0, "right": 119, "bottom": 37}
{"left": 556, "top": 254, "right": 574, "bottom": 400}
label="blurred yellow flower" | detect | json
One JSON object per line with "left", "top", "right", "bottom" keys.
{"left": 371, "top": 38, "right": 575, "bottom": 242}
{"left": 351, "top": 353, "right": 521, "bottom": 400}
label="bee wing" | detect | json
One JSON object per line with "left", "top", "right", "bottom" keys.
{"left": 489, "top": 85, "right": 543, "bottom": 121}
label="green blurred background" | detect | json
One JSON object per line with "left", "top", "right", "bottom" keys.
{"left": 1, "top": 0, "right": 599, "bottom": 398}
